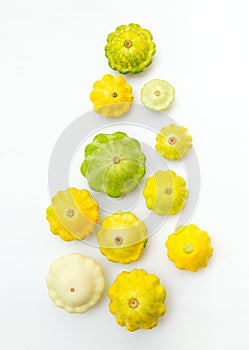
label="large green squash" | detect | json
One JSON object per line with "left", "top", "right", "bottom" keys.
{"left": 81, "top": 132, "right": 146, "bottom": 198}
{"left": 105, "top": 23, "right": 156, "bottom": 74}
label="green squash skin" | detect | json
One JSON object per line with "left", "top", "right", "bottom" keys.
{"left": 81, "top": 132, "right": 146, "bottom": 198}
{"left": 105, "top": 23, "right": 156, "bottom": 74}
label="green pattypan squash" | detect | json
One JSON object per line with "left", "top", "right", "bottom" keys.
{"left": 81, "top": 132, "right": 146, "bottom": 198}
{"left": 105, "top": 23, "right": 156, "bottom": 74}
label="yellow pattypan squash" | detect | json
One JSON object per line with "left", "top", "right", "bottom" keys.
{"left": 46, "top": 187, "right": 100, "bottom": 241}
{"left": 166, "top": 224, "right": 213, "bottom": 272}
{"left": 108, "top": 269, "right": 166, "bottom": 331}
{"left": 46, "top": 253, "right": 105, "bottom": 313}
{"left": 97, "top": 212, "right": 147, "bottom": 264}
{"left": 90, "top": 74, "right": 133, "bottom": 117}
{"left": 156, "top": 124, "right": 192, "bottom": 160}
{"left": 143, "top": 170, "right": 188, "bottom": 215}
{"left": 105, "top": 23, "right": 156, "bottom": 74}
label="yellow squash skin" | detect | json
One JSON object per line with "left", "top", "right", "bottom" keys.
{"left": 105, "top": 23, "right": 156, "bottom": 74}
{"left": 46, "top": 253, "right": 105, "bottom": 313}
{"left": 143, "top": 170, "right": 188, "bottom": 216}
{"left": 166, "top": 224, "right": 213, "bottom": 272}
{"left": 108, "top": 269, "right": 166, "bottom": 331}
{"left": 97, "top": 212, "right": 147, "bottom": 264}
{"left": 156, "top": 124, "right": 192, "bottom": 160}
{"left": 46, "top": 187, "right": 100, "bottom": 241}
{"left": 90, "top": 74, "right": 133, "bottom": 117}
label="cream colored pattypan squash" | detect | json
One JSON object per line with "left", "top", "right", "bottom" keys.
{"left": 97, "top": 212, "right": 147, "bottom": 264}
{"left": 90, "top": 74, "right": 133, "bottom": 118}
{"left": 108, "top": 269, "right": 166, "bottom": 332}
{"left": 143, "top": 170, "right": 188, "bottom": 215}
{"left": 46, "top": 187, "right": 100, "bottom": 241}
{"left": 156, "top": 124, "right": 192, "bottom": 160}
{"left": 166, "top": 225, "right": 213, "bottom": 272}
{"left": 46, "top": 253, "right": 105, "bottom": 313}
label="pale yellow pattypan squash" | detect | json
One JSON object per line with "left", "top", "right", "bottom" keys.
{"left": 156, "top": 124, "right": 192, "bottom": 160}
{"left": 46, "top": 253, "right": 105, "bottom": 313}
{"left": 166, "top": 224, "right": 213, "bottom": 272}
{"left": 143, "top": 170, "right": 188, "bottom": 215}
{"left": 90, "top": 74, "right": 133, "bottom": 117}
{"left": 97, "top": 212, "right": 147, "bottom": 264}
{"left": 108, "top": 269, "right": 166, "bottom": 331}
{"left": 46, "top": 187, "right": 100, "bottom": 241}
{"left": 141, "top": 79, "right": 175, "bottom": 111}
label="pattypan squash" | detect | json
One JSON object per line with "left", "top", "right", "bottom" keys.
{"left": 105, "top": 23, "right": 156, "bottom": 74}
{"left": 46, "top": 187, "right": 100, "bottom": 241}
{"left": 46, "top": 253, "right": 105, "bottom": 313}
{"left": 141, "top": 79, "right": 175, "bottom": 111}
{"left": 143, "top": 170, "right": 188, "bottom": 215}
{"left": 90, "top": 74, "right": 133, "bottom": 118}
{"left": 156, "top": 124, "right": 192, "bottom": 160}
{"left": 108, "top": 269, "right": 166, "bottom": 331}
{"left": 81, "top": 132, "right": 146, "bottom": 198}
{"left": 166, "top": 224, "right": 213, "bottom": 272}
{"left": 97, "top": 212, "right": 147, "bottom": 264}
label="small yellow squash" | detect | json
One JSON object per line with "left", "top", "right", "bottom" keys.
{"left": 90, "top": 74, "right": 133, "bottom": 117}
{"left": 46, "top": 187, "right": 100, "bottom": 241}
{"left": 156, "top": 124, "right": 192, "bottom": 160}
{"left": 143, "top": 170, "right": 188, "bottom": 215}
{"left": 166, "top": 224, "right": 213, "bottom": 272}
{"left": 46, "top": 253, "right": 105, "bottom": 313}
{"left": 97, "top": 212, "right": 147, "bottom": 264}
{"left": 108, "top": 269, "right": 166, "bottom": 331}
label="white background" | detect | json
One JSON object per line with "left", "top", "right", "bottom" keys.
{"left": 1, "top": 0, "right": 249, "bottom": 349}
